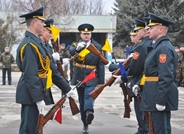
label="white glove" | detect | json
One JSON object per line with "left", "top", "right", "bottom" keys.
{"left": 52, "top": 52, "right": 60, "bottom": 61}
{"left": 132, "top": 85, "right": 140, "bottom": 96}
{"left": 129, "top": 53, "right": 134, "bottom": 58}
{"left": 36, "top": 100, "right": 45, "bottom": 114}
{"left": 76, "top": 42, "right": 86, "bottom": 51}
{"left": 127, "top": 82, "right": 131, "bottom": 88}
{"left": 62, "top": 58, "right": 69, "bottom": 66}
{"left": 156, "top": 104, "right": 166, "bottom": 111}
{"left": 86, "top": 41, "right": 91, "bottom": 48}
{"left": 66, "top": 89, "right": 75, "bottom": 98}
{"left": 113, "top": 75, "right": 123, "bottom": 85}
{"left": 105, "top": 61, "right": 111, "bottom": 69}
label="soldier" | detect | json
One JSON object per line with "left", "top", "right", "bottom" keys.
{"left": 174, "top": 45, "right": 182, "bottom": 86}
{"left": 16, "top": 7, "right": 73, "bottom": 134}
{"left": 133, "top": 13, "right": 178, "bottom": 134}
{"left": 113, "top": 18, "right": 152, "bottom": 134}
{"left": 68, "top": 23, "right": 105, "bottom": 133}
{"left": 0, "top": 46, "right": 14, "bottom": 85}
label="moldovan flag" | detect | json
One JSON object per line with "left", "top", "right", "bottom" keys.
{"left": 54, "top": 108, "right": 62, "bottom": 124}
{"left": 82, "top": 70, "right": 96, "bottom": 84}
{"left": 119, "top": 62, "right": 128, "bottom": 78}
{"left": 102, "top": 39, "right": 112, "bottom": 52}
{"left": 51, "top": 25, "right": 61, "bottom": 42}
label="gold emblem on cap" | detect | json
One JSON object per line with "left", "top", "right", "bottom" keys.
{"left": 84, "top": 28, "right": 88, "bottom": 31}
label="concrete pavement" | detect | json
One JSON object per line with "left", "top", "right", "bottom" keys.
{"left": 0, "top": 70, "right": 184, "bottom": 134}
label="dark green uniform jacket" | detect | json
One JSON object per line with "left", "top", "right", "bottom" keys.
{"left": 141, "top": 35, "right": 178, "bottom": 111}
{"left": 16, "top": 31, "right": 70, "bottom": 105}
{"left": 69, "top": 39, "right": 105, "bottom": 86}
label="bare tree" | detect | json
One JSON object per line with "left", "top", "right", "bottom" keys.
{"left": 1, "top": 0, "right": 104, "bottom": 29}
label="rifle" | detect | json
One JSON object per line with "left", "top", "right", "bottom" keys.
{"left": 51, "top": 39, "right": 80, "bottom": 115}
{"left": 90, "top": 57, "right": 131, "bottom": 100}
{"left": 137, "top": 95, "right": 154, "bottom": 134}
{"left": 51, "top": 39, "right": 65, "bottom": 78}
{"left": 36, "top": 96, "right": 66, "bottom": 134}
{"left": 87, "top": 43, "right": 109, "bottom": 65}
{"left": 120, "top": 83, "right": 131, "bottom": 118}
{"left": 112, "top": 51, "right": 131, "bottom": 118}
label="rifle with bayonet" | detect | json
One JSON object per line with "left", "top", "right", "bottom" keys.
{"left": 36, "top": 96, "right": 66, "bottom": 134}
{"left": 51, "top": 39, "right": 80, "bottom": 115}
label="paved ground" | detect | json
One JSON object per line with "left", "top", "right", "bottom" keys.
{"left": 0, "top": 69, "right": 184, "bottom": 134}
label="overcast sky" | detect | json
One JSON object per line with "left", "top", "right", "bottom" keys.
{"left": 103, "top": 0, "right": 115, "bottom": 13}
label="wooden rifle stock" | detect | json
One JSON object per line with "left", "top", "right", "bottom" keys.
{"left": 90, "top": 57, "right": 131, "bottom": 100}
{"left": 147, "top": 112, "right": 154, "bottom": 134}
{"left": 87, "top": 44, "right": 109, "bottom": 65}
{"left": 120, "top": 83, "right": 131, "bottom": 118}
{"left": 36, "top": 97, "right": 66, "bottom": 134}
{"left": 137, "top": 96, "right": 154, "bottom": 134}
{"left": 142, "top": 111, "right": 154, "bottom": 134}
{"left": 51, "top": 39, "right": 80, "bottom": 115}
{"left": 69, "top": 96, "right": 80, "bottom": 115}
{"left": 90, "top": 69, "right": 120, "bottom": 99}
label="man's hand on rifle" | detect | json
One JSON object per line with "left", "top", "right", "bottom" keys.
{"left": 52, "top": 52, "right": 60, "bottom": 61}
{"left": 76, "top": 42, "right": 86, "bottom": 51}
{"left": 132, "top": 85, "right": 140, "bottom": 96}
{"left": 113, "top": 75, "right": 128, "bottom": 85}
{"left": 66, "top": 89, "right": 75, "bottom": 98}
{"left": 129, "top": 53, "right": 134, "bottom": 58}
{"left": 113, "top": 75, "right": 123, "bottom": 85}
{"left": 62, "top": 58, "right": 70, "bottom": 66}
{"left": 36, "top": 100, "right": 45, "bottom": 114}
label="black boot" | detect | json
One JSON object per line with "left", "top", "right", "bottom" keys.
{"left": 86, "top": 110, "right": 94, "bottom": 125}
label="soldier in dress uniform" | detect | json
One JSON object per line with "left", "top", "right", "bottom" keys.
{"left": 133, "top": 13, "right": 178, "bottom": 134}
{"left": 113, "top": 18, "right": 152, "bottom": 134}
{"left": 68, "top": 23, "right": 105, "bottom": 133}
{"left": 16, "top": 7, "right": 73, "bottom": 134}
{"left": 42, "top": 18, "right": 55, "bottom": 55}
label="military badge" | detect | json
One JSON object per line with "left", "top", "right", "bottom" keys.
{"left": 159, "top": 54, "right": 166, "bottom": 63}
{"left": 133, "top": 52, "right": 140, "bottom": 60}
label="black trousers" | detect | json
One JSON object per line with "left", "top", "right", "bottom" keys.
{"left": 2, "top": 68, "right": 12, "bottom": 84}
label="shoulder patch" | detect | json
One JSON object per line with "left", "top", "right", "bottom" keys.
{"left": 133, "top": 52, "right": 140, "bottom": 60}
{"left": 159, "top": 54, "right": 166, "bottom": 63}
